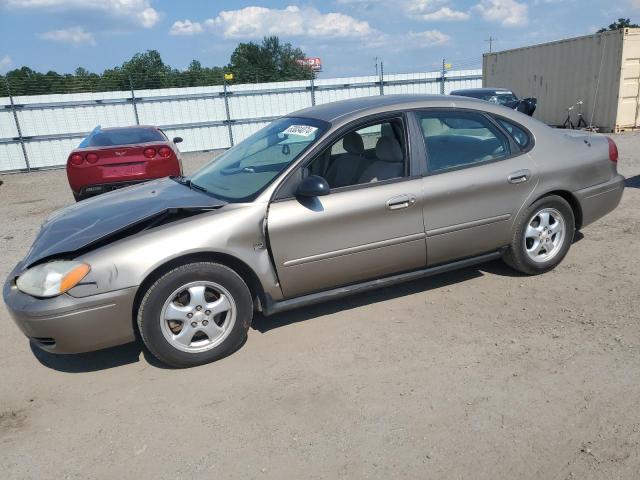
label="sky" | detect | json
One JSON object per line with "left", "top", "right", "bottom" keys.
{"left": 0, "top": 0, "right": 637, "bottom": 78}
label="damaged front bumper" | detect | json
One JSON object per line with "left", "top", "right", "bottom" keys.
{"left": 3, "top": 266, "right": 137, "bottom": 354}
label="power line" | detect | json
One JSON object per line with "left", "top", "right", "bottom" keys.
{"left": 485, "top": 36, "right": 497, "bottom": 53}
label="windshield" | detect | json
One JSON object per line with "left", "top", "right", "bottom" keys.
{"left": 483, "top": 92, "right": 519, "bottom": 105}
{"left": 189, "top": 117, "right": 328, "bottom": 201}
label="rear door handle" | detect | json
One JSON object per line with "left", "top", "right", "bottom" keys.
{"left": 386, "top": 194, "right": 416, "bottom": 210}
{"left": 508, "top": 169, "right": 531, "bottom": 184}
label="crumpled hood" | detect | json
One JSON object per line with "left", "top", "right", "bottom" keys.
{"left": 22, "top": 178, "right": 226, "bottom": 268}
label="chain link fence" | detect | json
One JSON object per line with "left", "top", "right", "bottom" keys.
{"left": 0, "top": 68, "right": 482, "bottom": 173}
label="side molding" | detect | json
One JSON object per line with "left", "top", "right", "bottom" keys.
{"left": 262, "top": 249, "right": 505, "bottom": 316}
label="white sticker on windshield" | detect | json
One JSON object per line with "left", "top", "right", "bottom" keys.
{"left": 282, "top": 125, "right": 318, "bottom": 137}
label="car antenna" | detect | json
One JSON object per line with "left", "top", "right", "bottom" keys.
{"left": 586, "top": 33, "right": 608, "bottom": 146}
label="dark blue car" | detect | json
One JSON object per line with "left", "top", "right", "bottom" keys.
{"left": 450, "top": 88, "right": 537, "bottom": 116}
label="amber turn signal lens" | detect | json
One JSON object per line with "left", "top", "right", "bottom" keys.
{"left": 60, "top": 263, "right": 91, "bottom": 293}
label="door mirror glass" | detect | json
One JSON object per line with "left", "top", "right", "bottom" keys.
{"left": 296, "top": 175, "right": 330, "bottom": 197}
{"left": 517, "top": 98, "right": 537, "bottom": 116}
{"left": 173, "top": 136, "right": 183, "bottom": 144}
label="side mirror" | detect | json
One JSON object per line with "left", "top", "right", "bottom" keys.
{"left": 518, "top": 98, "right": 537, "bottom": 116}
{"left": 173, "top": 137, "right": 183, "bottom": 144}
{"left": 296, "top": 175, "right": 330, "bottom": 197}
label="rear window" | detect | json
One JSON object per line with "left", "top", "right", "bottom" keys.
{"left": 80, "top": 128, "right": 165, "bottom": 147}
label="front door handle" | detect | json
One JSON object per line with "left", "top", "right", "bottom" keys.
{"left": 508, "top": 169, "right": 531, "bottom": 184}
{"left": 386, "top": 194, "right": 416, "bottom": 210}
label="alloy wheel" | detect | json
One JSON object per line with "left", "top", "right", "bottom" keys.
{"left": 159, "top": 281, "right": 236, "bottom": 353}
{"left": 523, "top": 207, "right": 566, "bottom": 263}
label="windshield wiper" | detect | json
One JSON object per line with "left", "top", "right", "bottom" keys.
{"left": 172, "top": 176, "right": 210, "bottom": 194}
{"left": 172, "top": 175, "right": 190, "bottom": 185}
{"left": 188, "top": 182, "right": 209, "bottom": 194}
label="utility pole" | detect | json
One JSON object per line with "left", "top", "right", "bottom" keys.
{"left": 222, "top": 73, "right": 234, "bottom": 147}
{"left": 440, "top": 58, "right": 446, "bottom": 95}
{"left": 5, "top": 78, "right": 30, "bottom": 172}
{"left": 485, "top": 36, "right": 497, "bottom": 53}
{"left": 374, "top": 56, "right": 379, "bottom": 76}
{"left": 128, "top": 74, "right": 140, "bottom": 125}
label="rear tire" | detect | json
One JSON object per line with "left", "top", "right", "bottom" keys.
{"left": 137, "top": 262, "right": 253, "bottom": 368}
{"left": 503, "top": 195, "right": 575, "bottom": 275}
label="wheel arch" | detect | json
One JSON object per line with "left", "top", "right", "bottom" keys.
{"left": 131, "top": 252, "right": 265, "bottom": 335}
{"left": 532, "top": 189, "right": 583, "bottom": 230}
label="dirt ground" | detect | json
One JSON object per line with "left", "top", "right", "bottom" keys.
{"left": 0, "top": 135, "right": 639, "bottom": 480}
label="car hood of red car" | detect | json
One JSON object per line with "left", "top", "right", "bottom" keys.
{"left": 22, "top": 178, "right": 226, "bottom": 268}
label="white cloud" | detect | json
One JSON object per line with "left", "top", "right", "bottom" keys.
{"left": 407, "top": 30, "right": 451, "bottom": 45}
{"left": 473, "top": 0, "right": 528, "bottom": 26}
{"left": 204, "top": 5, "right": 373, "bottom": 39}
{"left": 40, "top": 26, "right": 96, "bottom": 46}
{"left": 421, "top": 7, "right": 470, "bottom": 20}
{"left": 1, "top": 0, "right": 160, "bottom": 28}
{"left": 169, "top": 19, "right": 203, "bottom": 36}
{"left": 406, "top": 0, "right": 469, "bottom": 21}
{"left": 0, "top": 54, "right": 11, "bottom": 72}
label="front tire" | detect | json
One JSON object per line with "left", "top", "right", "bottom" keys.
{"left": 503, "top": 195, "right": 575, "bottom": 275}
{"left": 137, "top": 262, "right": 253, "bottom": 368}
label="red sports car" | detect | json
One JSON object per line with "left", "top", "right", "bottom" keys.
{"left": 66, "top": 126, "right": 183, "bottom": 201}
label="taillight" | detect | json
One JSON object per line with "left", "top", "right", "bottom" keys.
{"left": 158, "top": 146, "right": 172, "bottom": 158}
{"left": 606, "top": 137, "right": 618, "bottom": 163}
{"left": 143, "top": 148, "right": 156, "bottom": 159}
{"left": 85, "top": 152, "right": 99, "bottom": 164}
{"left": 69, "top": 153, "right": 83, "bottom": 165}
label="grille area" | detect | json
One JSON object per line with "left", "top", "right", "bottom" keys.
{"left": 31, "top": 337, "right": 56, "bottom": 347}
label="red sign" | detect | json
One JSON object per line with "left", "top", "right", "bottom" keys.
{"left": 297, "top": 57, "right": 322, "bottom": 72}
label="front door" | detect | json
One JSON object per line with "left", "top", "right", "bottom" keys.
{"left": 267, "top": 116, "right": 426, "bottom": 299}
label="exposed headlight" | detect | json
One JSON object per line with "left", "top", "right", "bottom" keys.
{"left": 16, "top": 261, "right": 90, "bottom": 298}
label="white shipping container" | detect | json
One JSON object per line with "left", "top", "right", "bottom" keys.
{"left": 483, "top": 28, "right": 640, "bottom": 132}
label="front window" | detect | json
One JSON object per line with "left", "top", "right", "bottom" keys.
{"left": 189, "top": 117, "right": 328, "bottom": 201}
{"left": 306, "top": 118, "right": 407, "bottom": 189}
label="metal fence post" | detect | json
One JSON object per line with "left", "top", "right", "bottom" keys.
{"left": 440, "top": 59, "right": 446, "bottom": 95}
{"left": 5, "top": 78, "right": 30, "bottom": 172}
{"left": 379, "top": 61, "right": 385, "bottom": 95}
{"left": 128, "top": 75, "right": 140, "bottom": 125}
{"left": 309, "top": 76, "right": 316, "bottom": 106}
{"left": 223, "top": 80, "right": 234, "bottom": 147}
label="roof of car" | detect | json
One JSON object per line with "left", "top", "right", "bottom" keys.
{"left": 99, "top": 125, "right": 160, "bottom": 132}
{"left": 450, "top": 88, "right": 512, "bottom": 94}
{"left": 289, "top": 94, "right": 488, "bottom": 123}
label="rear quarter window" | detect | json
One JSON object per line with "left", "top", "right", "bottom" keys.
{"left": 496, "top": 118, "right": 531, "bottom": 149}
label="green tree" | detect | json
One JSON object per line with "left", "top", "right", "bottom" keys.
{"left": 121, "top": 49, "right": 173, "bottom": 89}
{"left": 598, "top": 18, "right": 639, "bottom": 33}
{"left": 229, "top": 36, "right": 313, "bottom": 83}
{"left": 1, "top": 38, "right": 313, "bottom": 96}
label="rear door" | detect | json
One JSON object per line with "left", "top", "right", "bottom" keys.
{"left": 267, "top": 115, "right": 426, "bottom": 299}
{"left": 415, "top": 109, "right": 539, "bottom": 265}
